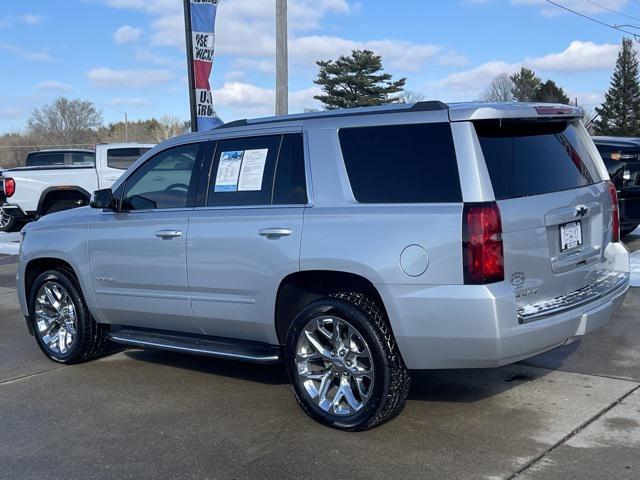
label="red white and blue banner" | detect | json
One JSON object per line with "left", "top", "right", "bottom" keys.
{"left": 185, "top": 0, "right": 221, "bottom": 131}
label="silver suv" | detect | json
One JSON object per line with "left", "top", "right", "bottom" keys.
{"left": 17, "top": 102, "right": 630, "bottom": 431}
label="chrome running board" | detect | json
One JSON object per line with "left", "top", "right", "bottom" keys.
{"left": 107, "top": 328, "right": 281, "bottom": 364}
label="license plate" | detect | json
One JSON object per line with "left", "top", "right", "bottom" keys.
{"left": 560, "top": 221, "right": 583, "bottom": 252}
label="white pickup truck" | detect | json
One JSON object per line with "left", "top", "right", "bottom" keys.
{"left": 1, "top": 144, "right": 153, "bottom": 227}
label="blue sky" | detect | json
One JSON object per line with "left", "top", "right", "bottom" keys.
{"left": 0, "top": 0, "right": 636, "bottom": 132}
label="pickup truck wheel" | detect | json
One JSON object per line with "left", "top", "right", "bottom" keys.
{"left": 285, "top": 292, "right": 410, "bottom": 431}
{"left": 0, "top": 207, "right": 16, "bottom": 232}
{"left": 29, "top": 269, "right": 106, "bottom": 364}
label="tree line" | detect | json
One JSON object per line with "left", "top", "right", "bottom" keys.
{"left": 0, "top": 98, "right": 189, "bottom": 168}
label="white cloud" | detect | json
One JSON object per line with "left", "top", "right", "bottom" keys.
{"left": 527, "top": 41, "right": 619, "bottom": 72}
{"left": 110, "top": 97, "right": 151, "bottom": 106}
{"left": 113, "top": 25, "right": 143, "bottom": 44}
{"left": 289, "top": 36, "right": 441, "bottom": 72}
{"left": 0, "top": 43, "right": 55, "bottom": 62}
{"left": 429, "top": 40, "right": 620, "bottom": 101}
{"left": 34, "top": 80, "right": 71, "bottom": 92}
{"left": 0, "top": 13, "right": 44, "bottom": 28}
{"left": 87, "top": 67, "right": 174, "bottom": 88}
{"left": 432, "top": 60, "right": 519, "bottom": 96}
{"left": 213, "top": 82, "right": 321, "bottom": 117}
{"left": 101, "top": 0, "right": 456, "bottom": 76}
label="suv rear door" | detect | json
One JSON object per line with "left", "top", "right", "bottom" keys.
{"left": 474, "top": 119, "right": 617, "bottom": 319}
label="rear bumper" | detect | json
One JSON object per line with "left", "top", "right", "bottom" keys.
{"left": 381, "top": 244, "right": 630, "bottom": 370}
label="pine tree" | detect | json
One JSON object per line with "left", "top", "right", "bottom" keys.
{"left": 533, "top": 80, "right": 571, "bottom": 104}
{"left": 595, "top": 38, "right": 640, "bottom": 136}
{"left": 510, "top": 68, "right": 542, "bottom": 102}
{"left": 314, "top": 50, "right": 406, "bottom": 110}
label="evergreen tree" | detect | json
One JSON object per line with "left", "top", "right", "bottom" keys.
{"left": 533, "top": 80, "right": 571, "bottom": 104}
{"left": 314, "top": 50, "right": 406, "bottom": 110}
{"left": 510, "top": 68, "right": 542, "bottom": 101}
{"left": 595, "top": 38, "right": 640, "bottom": 136}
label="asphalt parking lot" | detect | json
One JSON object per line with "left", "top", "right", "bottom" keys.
{"left": 1, "top": 237, "right": 639, "bottom": 480}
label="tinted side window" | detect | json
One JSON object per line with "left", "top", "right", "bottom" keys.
{"left": 339, "top": 123, "right": 462, "bottom": 204}
{"left": 121, "top": 143, "right": 202, "bottom": 211}
{"left": 476, "top": 120, "right": 601, "bottom": 200}
{"left": 108, "top": 148, "right": 151, "bottom": 170}
{"left": 26, "top": 152, "right": 65, "bottom": 167}
{"left": 273, "top": 134, "right": 307, "bottom": 205}
{"left": 207, "top": 136, "right": 280, "bottom": 207}
{"left": 71, "top": 152, "right": 95, "bottom": 165}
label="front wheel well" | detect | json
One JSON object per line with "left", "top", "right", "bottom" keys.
{"left": 24, "top": 258, "right": 78, "bottom": 304}
{"left": 274, "top": 270, "right": 388, "bottom": 344}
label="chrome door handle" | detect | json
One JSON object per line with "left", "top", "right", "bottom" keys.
{"left": 155, "top": 230, "right": 183, "bottom": 239}
{"left": 259, "top": 228, "right": 293, "bottom": 239}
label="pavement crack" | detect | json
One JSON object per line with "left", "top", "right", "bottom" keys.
{"left": 0, "top": 366, "right": 66, "bottom": 386}
{"left": 507, "top": 383, "right": 640, "bottom": 479}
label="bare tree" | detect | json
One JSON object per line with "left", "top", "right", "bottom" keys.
{"left": 478, "top": 74, "right": 514, "bottom": 102}
{"left": 150, "top": 116, "right": 189, "bottom": 142}
{"left": 397, "top": 90, "right": 426, "bottom": 104}
{"left": 27, "top": 97, "right": 103, "bottom": 145}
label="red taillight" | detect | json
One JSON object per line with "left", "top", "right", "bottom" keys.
{"left": 463, "top": 202, "right": 504, "bottom": 284}
{"left": 607, "top": 180, "right": 620, "bottom": 242}
{"left": 4, "top": 178, "right": 15, "bottom": 198}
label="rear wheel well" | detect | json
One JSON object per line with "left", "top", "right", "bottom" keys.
{"left": 40, "top": 189, "right": 89, "bottom": 215}
{"left": 25, "top": 258, "right": 78, "bottom": 303}
{"left": 275, "top": 270, "right": 388, "bottom": 344}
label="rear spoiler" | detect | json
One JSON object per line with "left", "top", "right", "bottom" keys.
{"left": 448, "top": 103, "right": 584, "bottom": 122}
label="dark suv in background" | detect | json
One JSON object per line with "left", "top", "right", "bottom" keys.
{"left": 592, "top": 136, "right": 640, "bottom": 236}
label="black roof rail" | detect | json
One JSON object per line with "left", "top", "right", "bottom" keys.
{"left": 216, "top": 101, "right": 448, "bottom": 130}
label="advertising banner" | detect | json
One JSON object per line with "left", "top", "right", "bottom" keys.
{"left": 185, "top": 0, "right": 222, "bottom": 131}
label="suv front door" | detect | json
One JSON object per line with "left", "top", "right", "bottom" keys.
{"left": 89, "top": 141, "right": 206, "bottom": 333}
{"left": 187, "top": 133, "right": 308, "bottom": 344}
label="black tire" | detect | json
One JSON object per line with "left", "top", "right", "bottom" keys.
{"left": 29, "top": 268, "right": 106, "bottom": 364}
{"left": 0, "top": 207, "right": 17, "bottom": 232}
{"left": 285, "top": 292, "right": 410, "bottom": 431}
{"left": 43, "top": 199, "right": 81, "bottom": 216}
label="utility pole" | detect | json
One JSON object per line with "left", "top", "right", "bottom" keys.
{"left": 276, "top": 0, "right": 289, "bottom": 116}
{"left": 124, "top": 112, "right": 129, "bottom": 143}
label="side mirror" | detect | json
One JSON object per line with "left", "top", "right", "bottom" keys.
{"left": 90, "top": 189, "right": 115, "bottom": 210}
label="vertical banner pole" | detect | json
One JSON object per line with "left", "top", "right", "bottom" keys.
{"left": 185, "top": 0, "right": 220, "bottom": 131}
{"left": 183, "top": 0, "right": 198, "bottom": 132}
{"left": 276, "top": 0, "right": 289, "bottom": 116}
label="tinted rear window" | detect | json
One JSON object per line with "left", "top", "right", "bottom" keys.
{"left": 108, "top": 148, "right": 150, "bottom": 170}
{"left": 26, "top": 152, "right": 65, "bottom": 167}
{"left": 475, "top": 120, "right": 602, "bottom": 200}
{"left": 339, "top": 123, "right": 462, "bottom": 203}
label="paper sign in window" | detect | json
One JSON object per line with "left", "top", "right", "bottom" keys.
{"left": 238, "top": 149, "right": 269, "bottom": 191}
{"left": 215, "top": 150, "right": 244, "bottom": 192}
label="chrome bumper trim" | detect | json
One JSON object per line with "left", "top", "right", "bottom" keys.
{"left": 518, "top": 272, "right": 630, "bottom": 323}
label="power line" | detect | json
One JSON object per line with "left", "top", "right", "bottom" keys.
{"left": 584, "top": 0, "right": 640, "bottom": 22}
{"left": 544, "top": 0, "right": 640, "bottom": 39}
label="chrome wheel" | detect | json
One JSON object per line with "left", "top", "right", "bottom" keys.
{"left": 34, "top": 281, "right": 77, "bottom": 355}
{"left": 0, "top": 208, "right": 11, "bottom": 229}
{"left": 296, "top": 316, "right": 375, "bottom": 416}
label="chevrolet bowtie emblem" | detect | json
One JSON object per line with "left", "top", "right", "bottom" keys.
{"left": 575, "top": 205, "right": 589, "bottom": 218}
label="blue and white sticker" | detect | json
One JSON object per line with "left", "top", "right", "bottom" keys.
{"left": 214, "top": 150, "right": 244, "bottom": 192}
